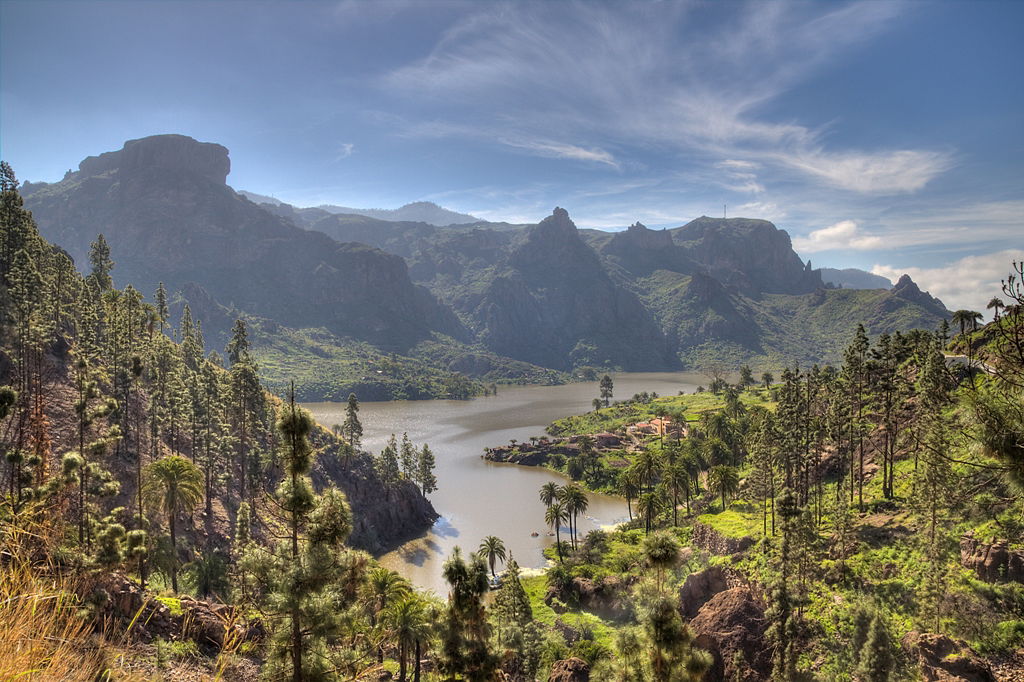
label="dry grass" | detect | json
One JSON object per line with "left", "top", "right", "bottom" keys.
{"left": 0, "top": 505, "right": 110, "bottom": 681}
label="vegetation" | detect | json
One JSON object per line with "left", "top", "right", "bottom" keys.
{"left": 5, "top": 151, "right": 1024, "bottom": 680}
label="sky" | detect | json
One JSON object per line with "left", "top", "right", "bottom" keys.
{"left": 2, "top": 0, "right": 1022, "bottom": 312}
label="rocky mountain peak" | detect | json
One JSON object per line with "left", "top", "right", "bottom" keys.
{"left": 891, "top": 274, "right": 947, "bottom": 314}
{"left": 78, "top": 134, "right": 230, "bottom": 185}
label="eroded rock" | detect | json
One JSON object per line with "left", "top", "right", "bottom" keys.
{"left": 961, "top": 535, "right": 1024, "bottom": 583}
{"left": 901, "top": 630, "right": 995, "bottom": 682}
{"left": 548, "top": 657, "right": 590, "bottom": 682}
{"left": 689, "top": 587, "right": 769, "bottom": 682}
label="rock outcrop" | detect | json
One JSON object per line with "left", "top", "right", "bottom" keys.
{"left": 960, "top": 535, "right": 1024, "bottom": 583}
{"left": 78, "top": 134, "right": 231, "bottom": 185}
{"left": 545, "top": 576, "right": 632, "bottom": 620}
{"left": 313, "top": 437, "right": 438, "bottom": 555}
{"left": 901, "top": 631, "right": 995, "bottom": 682}
{"left": 670, "top": 216, "right": 822, "bottom": 296}
{"left": 689, "top": 587, "right": 770, "bottom": 682}
{"left": 548, "top": 657, "right": 590, "bottom": 682}
{"left": 690, "top": 521, "right": 755, "bottom": 556}
{"left": 679, "top": 565, "right": 741, "bottom": 619}
{"left": 93, "top": 572, "right": 255, "bottom": 651}
{"left": 473, "top": 208, "right": 679, "bottom": 371}
{"left": 23, "top": 135, "right": 467, "bottom": 354}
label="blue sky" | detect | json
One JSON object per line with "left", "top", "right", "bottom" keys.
{"left": 2, "top": 0, "right": 1022, "bottom": 311}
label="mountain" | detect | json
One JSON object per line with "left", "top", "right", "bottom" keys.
{"left": 819, "top": 267, "right": 893, "bottom": 290}
{"left": 20, "top": 134, "right": 951, "bottom": 396}
{"left": 21, "top": 134, "right": 465, "bottom": 355}
{"left": 316, "top": 200, "right": 480, "bottom": 226}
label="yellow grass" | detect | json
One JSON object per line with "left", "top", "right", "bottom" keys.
{"left": 0, "top": 508, "right": 110, "bottom": 681}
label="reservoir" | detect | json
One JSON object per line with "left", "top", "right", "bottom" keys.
{"left": 303, "top": 371, "right": 703, "bottom": 594}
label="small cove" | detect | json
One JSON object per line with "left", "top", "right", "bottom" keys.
{"left": 303, "top": 371, "right": 704, "bottom": 594}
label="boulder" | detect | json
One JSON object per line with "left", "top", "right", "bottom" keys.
{"left": 548, "top": 657, "right": 590, "bottom": 682}
{"left": 689, "top": 587, "right": 770, "bottom": 682}
{"left": 960, "top": 535, "right": 1024, "bottom": 583}
{"left": 678, "top": 566, "right": 730, "bottom": 619}
{"left": 901, "top": 631, "right": 995, "bottom": 681}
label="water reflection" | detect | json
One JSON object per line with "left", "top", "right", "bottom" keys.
{"left": 303, "top": 371, "right": 702, "bottom": 593}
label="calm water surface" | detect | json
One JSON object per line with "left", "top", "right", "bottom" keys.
{"left": 303, "top": 371, "right": 703, "bottom": 594}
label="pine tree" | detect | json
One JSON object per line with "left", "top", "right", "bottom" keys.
{"left": 377, "top": 434, "right": 401, "bottom": 487}
{"left": 857, "top": 611, "right": 895, "bottom": 682}
{"left": 88, "top": 234, "right": 114, "bottom": 290}
{"left": 600, "top": 374, "right": 614, "bottom": 407}
{"left": 342, "top": 392, "right": 362, "bottom": 457}
{"left": 416, "top": 444, "right": 437, "bottom": 497}
{"left": 400, "top": 432, "right": 417, "bottom": 479}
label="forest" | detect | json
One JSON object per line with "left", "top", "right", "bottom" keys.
{"left": 3, "top": 154, "right": 1024, "bottom": 682}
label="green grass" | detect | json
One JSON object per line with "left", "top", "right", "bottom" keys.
{"left": 521, "top": 575, "right": 619, "bottom": 649}
{"left": 548, "top": 388, "right": 776, "bottom": 437}
{"left": 696, "top": 507, "right": 762, "bottom": 539}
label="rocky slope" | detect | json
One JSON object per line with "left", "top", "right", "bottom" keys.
{"left": 21, "top": 134, "right": 952, "bottom": 392}
{"left": 22, "top": 134, "right": 465, "bottom": 355}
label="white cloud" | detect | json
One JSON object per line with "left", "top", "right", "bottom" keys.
{"left": 871, "top": 249, "right": 1024, "bottom": 313}
{"left": 334, "top": 142, "right": 354, "bottom": 161}
{"left": 498, "top": 138, "right": 618, "bottom": 167}
{"left": 384, "top": 1, "right": 950, "bottom": 194}
{"left": 792, "top": 220, "right": 883, "bottom": 253}
{"left": 715, "top": 159, "right": 764, "bottom": 194}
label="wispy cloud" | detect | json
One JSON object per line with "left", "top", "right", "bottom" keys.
{"left": 384, "top": 0, "right": 950, "bottom": 194}
{"left": 872, "top": 250, "right": 1024, "bottom": 313}
{"left": 498, "top": 138, "right": 618, "bottom": 167}
{"left": 793, "top": 220, "right": 883, "bottom": 253}
{"left": 334, "top": 142, "right": 354, "bottom": 161}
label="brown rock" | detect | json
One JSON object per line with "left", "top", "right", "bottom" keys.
{"left": 901, "top": 631, "right": 995, "bottom": 682}
{"left": 678, "top": 566, "right": 730, "bottom": 619}
{"left": 961, "top": 535, "right": 1024, "bottom": 583}
{"left": 689, "top": 587, "right": 769, "bottom": 682}
{"left": 548, "top": 657, "right": 590, "bottom": 682}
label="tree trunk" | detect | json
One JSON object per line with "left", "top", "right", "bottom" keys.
{"left": 169, "top": 501, "right": 178, "bottom": 593}
{"left": 414, "top": 640, "right": 421, "bottom": 682}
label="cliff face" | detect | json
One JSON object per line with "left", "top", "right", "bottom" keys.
{"left": 312, "top": 444, "right": 438, "bottom": 554}
{"left": 670, "top": 217, "right": 823, "bottom": 296}
{"left": 22, "top": 135, "right": 466, "bottom": 353}
{"left": 472, "top": 209, "right": 678, "bottom": 371}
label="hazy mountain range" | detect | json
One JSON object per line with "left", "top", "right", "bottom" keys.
{"left": 21, "top": 135, "right": 948, "bottom": 399}
{"left": 239, "top": 191, "right": 480, "bottom": 227}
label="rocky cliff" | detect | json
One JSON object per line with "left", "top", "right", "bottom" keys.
{"left": 22, "top": 135, "right": 467, "bottom": 354}
{"left": 471, "top": 208, "right": 678, "bottom": 370}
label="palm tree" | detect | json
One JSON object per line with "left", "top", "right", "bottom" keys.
{"left": 366, "top": 567, "right": 411, "bottom": 662}
{"left": 559, "top": 484, "right": 589, "bottom": 549}
{"left": 576, "top": 434, "right": 598, "bottom": 479}
{"left": 951, "top": 308, "right": 983, "bottom": 337}
{"left": 539, "top": 481, "right": 560, "bottom": 508}
{"left": 634, "top": 448, "right": 662, "bottom": 495}
{"left": 663, "top": 461, "right": 688, "bottom": 527}
{"left": 618, "top": 469, "right": 640, "bottom": 521}
{"left": 545, "top": 501, "right": 569, "bottom": 562}
{"left": 642, "top": 530, "right": 681, "bottom": 592}
{"left": 708, "top": 464, "right": 739, "bottom": 512}
{"left": 951, "top": 309, "right": 984, "bottom": 386}
{"left": 988, "top": 297, "right": 1005, "bottom": 320}
{"left": 636, "top": 493, "right": 661, "bottom": 536}
{"left": 477, "top": 535, "right": 507, "bottom": 578}
{"left": 383, "top": 595, "right": 430, "bottom": 681}
{"left": 143, "top": 455, "right": 203, "bottom": 593}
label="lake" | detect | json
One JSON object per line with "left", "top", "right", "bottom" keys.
{"left": 303, "top": 371, "right": 704, "bottom": 594}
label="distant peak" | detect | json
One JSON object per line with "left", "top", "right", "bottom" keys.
{"left": 77, "top": 134, "right": 230, "bottom": 185}
{"left": 628, "top": 221, "right": 648, "bottom": 231}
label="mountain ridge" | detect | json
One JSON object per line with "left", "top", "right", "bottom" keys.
{"left": 20, "top": 134, "right": 951, "bottom": 398}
